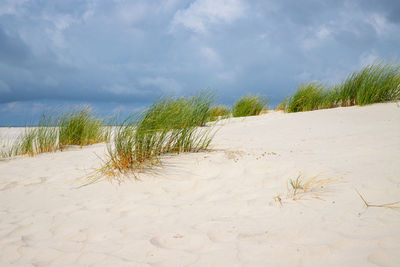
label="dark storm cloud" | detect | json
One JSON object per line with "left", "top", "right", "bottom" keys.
{"left": 0, "top": 0, "right": 400, "bottom": 125}
{"left": 0, "top": 27, "right": 31, "bottom": 65}
{"left": 360, "top": 0, "right": 400, "bottom": 23}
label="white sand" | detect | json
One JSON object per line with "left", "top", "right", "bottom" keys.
{"left": 1, "top": 103, "right": 400, "bottom": 266}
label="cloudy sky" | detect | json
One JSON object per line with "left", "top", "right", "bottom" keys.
{"left": 1, "top": 0, "right": 400, "bottom": 125}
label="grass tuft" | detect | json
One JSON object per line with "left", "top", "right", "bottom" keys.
{"left": 338, "top": 63, "right": 400, "bottom": 106}
{"left": 286, "top": 174, "right": 337, "bottom": 200}
{"left": 98, "top": 93, "right": 215, "bottom": 181}
{"left": 275, "top": 96, "right": 289, "bottom": 111}
{"left": 280, "top": 62, "right": 400, "bottom": 113}
{"left": 209, "top": 105, "right": 231, "bottom": 121}
{"left": 1, "top": 107, "right": 107, "bottom": 158}
{"left": 5, "top": 115, "right": 58, "bottom": 157}
{"left": 58, "top": 107, "right": 106, "bottom": 149}
{"left": 284, "top": 82, "right": 327, "bottom": 113}
{"left": 232, "top": 95, "right": 267, "bottom": 117}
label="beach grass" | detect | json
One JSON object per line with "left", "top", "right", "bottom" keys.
{"left": 209, "top": 105, "right": 230, "bottom": 121}
{"left": 2, "top": 115, "right": 58, "bottom": 157}
{"left": 0, "top": 138, "right": 13, "bottom": 158}
{"left": 232, "top": 95, "right": 267, "bottom": 117}
{"left": 280, "top": 62, "right": 400, "bottom": 113}
{"left": 321, "top": 85, "right": 341, "bottom": 109}
{"left": 31, "top": 116, "right": 58, "bottom": 155}
{"left": 0, "top": 107, "right": 107, "bottom": 158}
{"left": 338, "top": 63, "right": 400, "bottom": 106}
{"left": 284, "top": 82, "right": 327, "bottom": 112}
{"left": 58, "top": 107, "right": 107, "bottom": 149}
{"left": 12, "top": 128, "right": 37, "bottom": 156}
{"left": 99, "top": 93, "right": 215, "bottom": 180}
{"left": 189, "top": 91, "right": 214, "bottom": 126}
{"left": 275, "top": 96, "right": 289, "bottom": 111}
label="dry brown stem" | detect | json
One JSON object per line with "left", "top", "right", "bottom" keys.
{"left": 355, "top": 189, "right": 400, "bottom": 209}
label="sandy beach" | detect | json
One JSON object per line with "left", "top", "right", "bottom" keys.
{"left": 1, "top": 103, "right": 400, "bottom": 266}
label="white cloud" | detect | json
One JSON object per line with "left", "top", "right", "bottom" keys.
{"left": 82, "top": 1, "right": 96, "bottom": 21}
{"left": 200, "top": 46, "right": 222, "bottom": 66}
{"left": 46, "top": 28, "right": 67, "bottom": 48}
{"left": 171, "top": 0, "right": 245, "bottom": 33}
{"left": 257, "top": 33, "right": 267, "bottom": 40}
{"left": 158, "top": 0, "right": 182, "bottom": 13}
{"left": 301, "top": 26, "right": 332, "bottom": 51}
{"left": 316, "top": 27, "right": 331, "bottom": 39}
{"left": 0, "top": 0, "right": 27, "bottom": 16}
{"left": 366, "top": 13, "right": 393, "bottom": 36}
{"left": 115, "top": 1, "right": 148, "bottom": 24}
{"left": 3, "top": 101, "right": 45, "bottom": 114}
{"left": 359, "top": 50, "right": 379, "bottom": 67}
{"left": 41, "top": 4, "right": 96, "bottom": 48}
{"left": 42, "top": 14, "right": 77, "bottom": 48}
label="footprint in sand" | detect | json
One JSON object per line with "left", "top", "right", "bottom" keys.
{"left": 224, "top": 150, "right": 245, "bottom": 161}
{"left": 0, "top": 182, "right": 18, "bottom": 191}
{"left": 236, "top": 231, "right": 269, "bottom": 242}
{"left": 23, "top": 177, "right": 48, "bottom": 187}
{"left": 0, "top": 181, "right": 18, "bottom": 191}
{"left": 207, "top": 230, "right": 237, "bottom": 243}
{"left": 149, "top": 233, "right": 210, "bottom": 251}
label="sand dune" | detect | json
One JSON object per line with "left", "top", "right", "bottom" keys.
{"left": 1, "top": 103, "right": 400, "bottom": 266}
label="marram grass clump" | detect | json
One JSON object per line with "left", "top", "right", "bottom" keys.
{"left": 209, "top": 105, "right": 230, "bottom": 121}
{"left": 1, "top": 107, "right": 108, "bottom": 158}
{"left": 58, "top": 108, "right": 107, "bottom": 149}
{"left": 188, "top": 92, "right": 214, "bottom": 126}
{"left": 3, "top": 115, "right": 58, "bottom": 157}
{"left": 284, "top": 82, "right": 327, "bottom": 112}
{"left": 98, "top": 94, "right": 215, "bottom": 181}
{"left": 232, "top": 95, "right": 267, "bottom": 117}
{"left": 338, "top": 63, "right": 400, "bottom": 106}
{"left": 280, "top": 62, "right": 400, "bottom": 113}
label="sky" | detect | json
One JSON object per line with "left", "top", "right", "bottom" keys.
{"left": 1, "top": 0, "right": 400, "bottom": 126}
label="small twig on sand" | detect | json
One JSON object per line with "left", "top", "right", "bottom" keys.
{"left": 273, "top": 195, "right": 282, "bottom": 207}
{"left": 355, "top": 189, "right": 400, "bottom": 209}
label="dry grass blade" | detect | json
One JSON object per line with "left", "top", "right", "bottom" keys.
{"left": 355, "top": 189, "right": 400, "bottom": 209}
{"left": 286, "top": 174, "right": 338, "bottom": 200}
